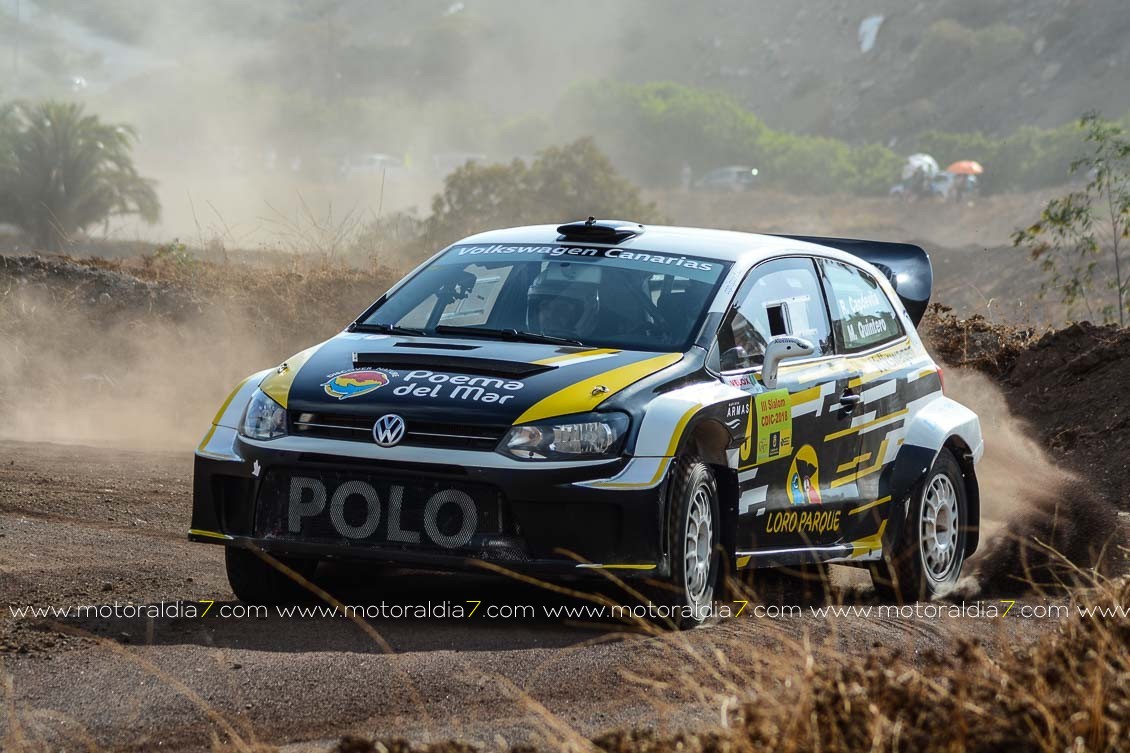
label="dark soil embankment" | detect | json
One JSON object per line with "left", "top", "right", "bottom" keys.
{"left": 922, "top": 307, "right": 1129, "bottom": 590}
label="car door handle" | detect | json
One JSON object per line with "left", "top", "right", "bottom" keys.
{"left": 839, "top": 392, "right": 862, "bottom": 408}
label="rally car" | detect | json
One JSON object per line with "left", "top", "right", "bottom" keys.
{"left": 191, "top": 219, "right": 983, "bottom": 626}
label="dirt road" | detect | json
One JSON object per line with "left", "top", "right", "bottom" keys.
{"left": 0, "top": 441, "right": 1064, "bottom": 752}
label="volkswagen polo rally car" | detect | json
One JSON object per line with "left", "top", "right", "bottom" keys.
{"left": 191, "top": 219, "right": 983, "bottom": 625}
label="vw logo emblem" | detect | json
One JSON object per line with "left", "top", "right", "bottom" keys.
{"left": 372, "top": 414, "right": 406, "bottom": 447}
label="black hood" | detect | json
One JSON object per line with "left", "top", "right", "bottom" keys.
{"left": 260, "top": 332, "right": 684, "bottom": 425}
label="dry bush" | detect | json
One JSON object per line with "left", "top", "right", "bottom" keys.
{"left": 326, "top": 578, "right": 1129, "bottom": 753}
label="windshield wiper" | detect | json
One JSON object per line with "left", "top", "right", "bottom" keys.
{"left": 351, "top": 322, "right": 430, "bottom": 336}
{"left": 434, "top": 325, "right": 586, "bottom": 347}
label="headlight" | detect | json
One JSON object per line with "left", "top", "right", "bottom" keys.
{"left": 498, "top": 412, "right": 629, "bottom": 461}
{"left": 240, "top": 389, "right": 287, "bottom": 440}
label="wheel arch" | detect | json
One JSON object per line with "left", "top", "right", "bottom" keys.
{"left": 676, "top": 416, "right": 739, "bottom": 567}
{"left": 942, "top": 434, "right": 980, "bottom": 558}
{"left": 883, "top": 437, "right": 982, "bottom": 558}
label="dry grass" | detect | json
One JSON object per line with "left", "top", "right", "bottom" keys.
{"left": 316, "top": 575, "right": 1130, "bottom": 753}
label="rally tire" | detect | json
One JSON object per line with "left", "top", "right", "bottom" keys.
{"left": 652, "top": 456, "right": 721, "bottom": 629}
{"left": 225, "top": 547, "right": 320, "bottom": 605}
{"left": 871, "top": 449, "right": 968, "bottom": 603}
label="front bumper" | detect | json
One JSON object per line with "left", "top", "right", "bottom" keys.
{"left": 191, "top": 428, "right": 671, "bottom": 577}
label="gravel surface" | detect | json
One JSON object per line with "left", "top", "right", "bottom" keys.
{"left": 0, "top": 441, "right": 1061, "bottom": 752}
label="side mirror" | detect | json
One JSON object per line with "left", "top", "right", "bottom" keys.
{"left": 761, "top": 336, "right": 814, "bottom": 389}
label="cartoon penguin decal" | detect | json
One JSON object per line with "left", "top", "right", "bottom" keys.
{"left": 788, "top": 444, "right": 822, "bottom": 506}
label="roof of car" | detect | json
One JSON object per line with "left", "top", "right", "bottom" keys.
{"left": 455, "top": 223, "right": 836, "bottom": 264}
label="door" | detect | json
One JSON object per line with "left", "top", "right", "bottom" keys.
{"left": 716, "top": 257, "right": 863, "bottom": 555}
{"left": 817, "top": 259, "right": 910, "bottom": 520}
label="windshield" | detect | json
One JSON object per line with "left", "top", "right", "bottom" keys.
{"left": 360, "top": 243, "right": 731, "bottom": 352}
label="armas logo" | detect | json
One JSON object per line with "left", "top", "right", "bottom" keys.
{"left": 323, "top": 369, "right": 391, "bottom": 400}
{"left": 788, "top": 444, "right": 822, "bottom": 506}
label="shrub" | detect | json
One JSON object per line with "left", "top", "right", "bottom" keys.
{"left": 0, "top": 100, "right": 159, "bottom": 251}
{"left": 375, "top": 138, "right": 662, "bottom": 263}
{"left": 558, "top": 80, "right": 902, "bottom": 194}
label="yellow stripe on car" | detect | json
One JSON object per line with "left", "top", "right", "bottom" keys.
{"left": 831, "top": 439, "right": 889, "bottom": 488}
{"left": 533, "top": 348, "right": 621, "bottom": 365}
{"left": 824, "top": 408, "right": 908, "bottom": 442}
{"left": 197, "top": 375, "right": 254, "bottom": 451}
{"left": 848, "top": 495, "right": 892, "bottom": 516}
{"left": 789, "top": 384, "right": 825, "bottom": 406}
{"left": 514, "top": 352, "right": 683, "bottom": 424}
{"left": 575, "top": 563, "right": 657, "bottom": 570}
{"left": 259, "top": 343, "right": 323, "bottom": 409}
{"left": 188, "top": 528, "right": 232, "bottom": 541}
{"left": 849, "top": 520, "right": 887, "bottom": 558}
{"left": 836, "top": 452, "right": 872, "bottom": 473}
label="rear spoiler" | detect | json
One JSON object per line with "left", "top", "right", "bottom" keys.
{"left": 770, "top": 234, "right": 933, "bottom": 326}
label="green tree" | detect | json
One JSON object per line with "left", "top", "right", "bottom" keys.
{"left": 418, "top": 137, "right": 662, "bottom": 253}
{"left": 1013, "top": 113, "right": 1130, "bottom": 324}
{"left": 558, "top": 80, "right": 903, "bottom": 193}
{"left": 0, "top": 101, "right": 160, "bottom": 251}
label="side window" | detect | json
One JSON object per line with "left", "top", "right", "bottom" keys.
{"left": 819, "top": 260, "right": 905, "bottom": 352}
{"left": 717, "top": 257, "right": 833, "bottom": 371}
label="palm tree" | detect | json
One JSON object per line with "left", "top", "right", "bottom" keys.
{"left": 0, "top": 101, "right": 160, "bottom": 251}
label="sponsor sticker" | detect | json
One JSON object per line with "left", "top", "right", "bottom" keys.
{"left": 323, "top": 369, "right": 393, "bottom": 400}
{"left": 764, "top": 507, "right": 842, "bottom": 535}
{"left": 392, "top": 370, "right": 524, "bottom": 405}
{"left": 788, "top": 444, "right": 822, "bottom": 506}
{"left": 755, "top": 388, "right": 792, "bottom": 463}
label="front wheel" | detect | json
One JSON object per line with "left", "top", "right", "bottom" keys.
{"left": 871, "top": 449, "right": 968, "bottom": 602}
{"left": 225, "top": 547, "right": 319, "bottom": 605}
{"left": 650, "top": 457, "right": 721, "bottom": 629}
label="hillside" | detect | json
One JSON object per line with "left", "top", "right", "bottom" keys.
{"left": 8, "top": 0, "right": 1129, "bottom": 144}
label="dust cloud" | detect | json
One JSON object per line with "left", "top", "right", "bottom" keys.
{"left": 942, "top": 370, "right": 1116, "bottom": 595}
{"left": 0, "top": 291, "right": 280, "bottom": 450}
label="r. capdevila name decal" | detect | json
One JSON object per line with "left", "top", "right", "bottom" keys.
{"left": 452, "top": 244, "right": 717, "bottom": 272}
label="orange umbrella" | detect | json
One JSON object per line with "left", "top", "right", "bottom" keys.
{"left": 947, "top": 160, "right": 983, "bottom": 175}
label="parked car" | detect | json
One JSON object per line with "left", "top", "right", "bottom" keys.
{"left": 693, "top": 166, "right": 759, "bottom": 192}
{"left": 340, "top": 153, "right": 404, "bottom": 178}
{"left": 192, "top": 220, "right": 983, "bottom": 627}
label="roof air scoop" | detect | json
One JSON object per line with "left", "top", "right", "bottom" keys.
{"left": 556, "top": 218, "right": 644, "bottom": 244}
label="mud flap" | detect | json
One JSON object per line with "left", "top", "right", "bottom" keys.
{"left": 878, "top": 444, "right": 937, "bottom": 551}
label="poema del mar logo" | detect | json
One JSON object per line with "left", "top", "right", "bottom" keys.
{"left": 322, "top": 369, "right": 391, "bottom": 400}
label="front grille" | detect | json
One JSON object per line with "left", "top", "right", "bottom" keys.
{"left": 291, "top": 412, "right": 506, "bottom": 451}
{"left": 254, "top": 468, "right": 519, "bottom": 555}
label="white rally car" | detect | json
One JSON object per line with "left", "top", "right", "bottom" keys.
{"left": 192, "top": 219, "right": 983, "bottom": 626}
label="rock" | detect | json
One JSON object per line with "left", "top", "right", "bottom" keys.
{"left": 1041, "top": 62, "right": 1062, "bottom": 82}
{"left": 1033, "top": 37, "right": 1046, "bottom": 56}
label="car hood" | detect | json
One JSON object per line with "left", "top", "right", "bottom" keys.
{"left": 258, "top": 331, "right": 683, "bottom": 425}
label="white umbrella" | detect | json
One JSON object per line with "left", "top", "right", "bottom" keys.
{"left": 902, "top": 153, "right": 940, "bottom": 180}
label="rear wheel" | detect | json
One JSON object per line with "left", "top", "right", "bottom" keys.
{"left": 225, "top": 547, "right": 319, "bottom": 605}
{"left": 650, "top": 457, "right": 721, "bottom": 629}
{"left": 871, "top": 449, "right": 967, "bottom": 602}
